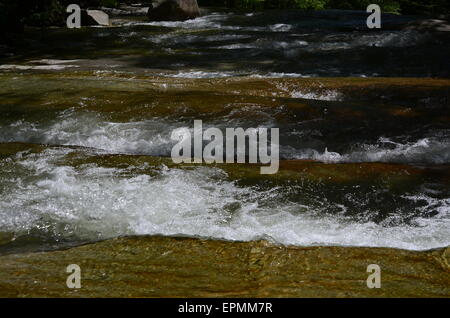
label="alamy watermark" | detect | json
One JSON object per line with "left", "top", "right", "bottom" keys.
{"left": 367, "top": 264, "right": 381, "bottom": 288}
{"left": 66, "top": 4, "right": 81, "bottom": 29}
{"left": 66, "top": 264, "right": 81, "bottom": 289}
{"left": 367, "top": 4, "right": 382, "bottom": 29}
{"left": 171, "top": 120, "right": 279, "bottom": 174}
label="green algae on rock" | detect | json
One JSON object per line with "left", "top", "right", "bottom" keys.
{"left": 0, "top": 142, "right": 46, "bottom": 160}
{"left": 0, "top": 73, "right": 448, "bottom": 128}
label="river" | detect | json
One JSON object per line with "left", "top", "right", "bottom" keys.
{"left": 0, "top": 9, "right": 449, "bottom": 254}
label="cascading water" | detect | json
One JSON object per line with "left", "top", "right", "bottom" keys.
{"left": 0, "top": 9, "right": 449, "bottom": 254}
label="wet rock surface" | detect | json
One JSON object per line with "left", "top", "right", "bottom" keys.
{"left": 0, "top": 236, "right": 448, "bottom": 297}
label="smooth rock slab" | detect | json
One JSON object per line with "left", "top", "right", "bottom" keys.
{"left": 0, "top": 236, "right": 448, "bottom": 297}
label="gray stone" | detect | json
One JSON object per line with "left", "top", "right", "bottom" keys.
{"left": 86, "top": 10, "right": 110, "bottom": 26}
{"left": 81, "top": 10, "right": 110, "bottom": 26}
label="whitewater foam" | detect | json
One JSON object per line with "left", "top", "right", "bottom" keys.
{"left": 284, "top": 137, "right": 450, "bottom": 164}
{"left": 0, "top": 64, "right": 79, "bottom": 71}
{"left": 0, "top": 113, "right": 177, "bottom": 156}
{"left": 0, "top": 148, "right": 448, "bottom": 251}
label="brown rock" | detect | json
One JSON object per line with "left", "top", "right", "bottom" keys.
{"left": 0, "top": 236, "right": 448, "bottom": 297}
{"left": 147, "top": 0, "right": 200, "bottom": 22}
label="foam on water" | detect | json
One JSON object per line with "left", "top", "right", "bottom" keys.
{"left": 2, "top": 113, "right": 450, "bottom": 165}
{"left": 156, "top": 71, "right": 312, "bottom": 78}
{"left": 250, "top": 72, "right": 311, "bottom": 78}
{"left": 284, "top": 137, "right": 450, "bottom": 164}
{"left": 269, "top": 24, "right": 293, "bottom": 32}
{"left": 0, "top": 59, "right": 83, "bottom": 71}
{"left": 157, "top": 71, "right": 238, "bottom": 78}
{"left": 28, "top": 59, "right": 81, "bottom": 65}
{"left": 0, "top": 148, "right": 448, "bottom": 250}
{"left": 0, "top": 64, "right": 79, "bottom": 71}
{"left": 1, "top": 113, "right": 177, "bottom": 156}
{"left": 1, "top": 111, "right": 275, "bottom": 155}
{"left": 275, "top": 82, "right": 342, "bottom": 101}
{"left": 290, "top": 89, "right": 342, "bottom": 101}
{"left": 125, "top": 13, "right": 240, "bottom": 30}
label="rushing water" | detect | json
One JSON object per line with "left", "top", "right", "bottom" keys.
{"left": 0, "top": 9, "right": 449, "bottom": 253}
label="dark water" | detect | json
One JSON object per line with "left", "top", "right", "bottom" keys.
{"left": 2, "top": 9, "right": 449, "bottom": 77}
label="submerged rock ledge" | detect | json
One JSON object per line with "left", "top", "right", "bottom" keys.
{"left": 0, "top": 236, "right": 448, "bottom": 297}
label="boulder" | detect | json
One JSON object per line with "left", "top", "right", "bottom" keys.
{"left": 147, "top": 0, "right": 200, "bottom": 22}
{"left": 87, "top": 10, "right": 110, "bottom": 26}
{"left": 81, "top": 9, "right": 110, "bottom": 26}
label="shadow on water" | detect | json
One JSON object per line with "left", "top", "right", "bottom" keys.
{"left": 1, "top": 9, "right": 449, "bottom": 77}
